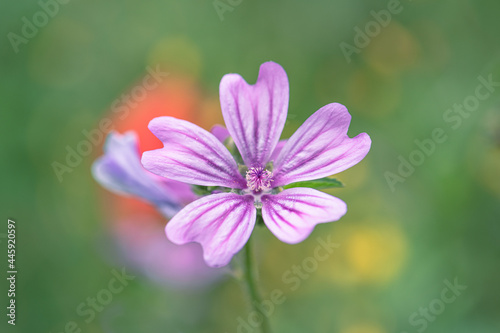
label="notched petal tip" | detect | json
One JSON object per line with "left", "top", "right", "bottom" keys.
{"left": 258, "top": 61, "right": 288, "bottom": 81}
{"left": 219, "top": 61, "right": 289, "bottom": 167}
{"left": 273, "top": 103, "right": 371, "bottom": 186}
{"left": 165, "top": 193, "right": 257, "bottom": 267}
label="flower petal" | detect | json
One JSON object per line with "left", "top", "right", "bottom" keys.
{"left": 166, "top": 193, "right": 256, "bottom": 267}
{"left": 261, "top": 188, "right": 347, "bottom": 244}
{"left": 210, "top": 124, "right": 230, "bottom": 143}
{"left": 273, "top": 103, "right": 371, "bottom": 186}
{"left": 142, "top": 117, "right": 246, "bottom": 189}
{"left": 92, "top": 132, "right": 192, "bottom": 217}
{"left": 269, "top": 140, "right": 287, "bottom": 163}
{"left": 219, "top": 61, "right": 289, "bottom": 167}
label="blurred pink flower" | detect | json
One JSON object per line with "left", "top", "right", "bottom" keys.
{"left": 113, "top": 217, "right": 224, "bottom": 288}
{"left": 92, "top": 73, "right": 226, "bottom": 287}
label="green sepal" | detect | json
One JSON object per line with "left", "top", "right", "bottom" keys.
{"left": 255, "top": 210, "right": 265, "bottom": 226}
{"left": 191, "top": 185, "right": 230, "bottom": 196}
{"left": 283, "top": 177, "right": 344, "bottom": 190}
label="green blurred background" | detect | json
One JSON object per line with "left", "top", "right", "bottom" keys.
{"left": 1, "top": 0, "right": 499, "bottom": 332}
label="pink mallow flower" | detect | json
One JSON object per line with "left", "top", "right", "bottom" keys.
{"left": 141, "top": 62, "right": 371, "bottom": 267}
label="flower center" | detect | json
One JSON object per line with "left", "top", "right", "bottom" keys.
{"left": 246, "top": 167, "right": 273, "bottom": 192}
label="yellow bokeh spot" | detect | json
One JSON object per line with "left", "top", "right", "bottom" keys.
{"left": 346, "top": 69, "right": 402, "bottom": 118}
{"left": 320, "top": 220, "right": 407, "bottom": 285}
{"left": 349, "top": 230, "right": 399, "bottom": 280}
{"left": 363, "top": 22, "right": 420, "bottom": 76}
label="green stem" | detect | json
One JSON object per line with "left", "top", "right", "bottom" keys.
{"left": 242, "top": 236, "right": 272, "bottom": 333}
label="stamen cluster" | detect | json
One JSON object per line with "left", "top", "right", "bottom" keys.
{"left": 246, "top": 167, "right": 273, "bottom": 192}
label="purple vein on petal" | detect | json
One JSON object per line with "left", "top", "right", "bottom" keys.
{"left": 142, "top": 117, "right": 246, "bottom": 188}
